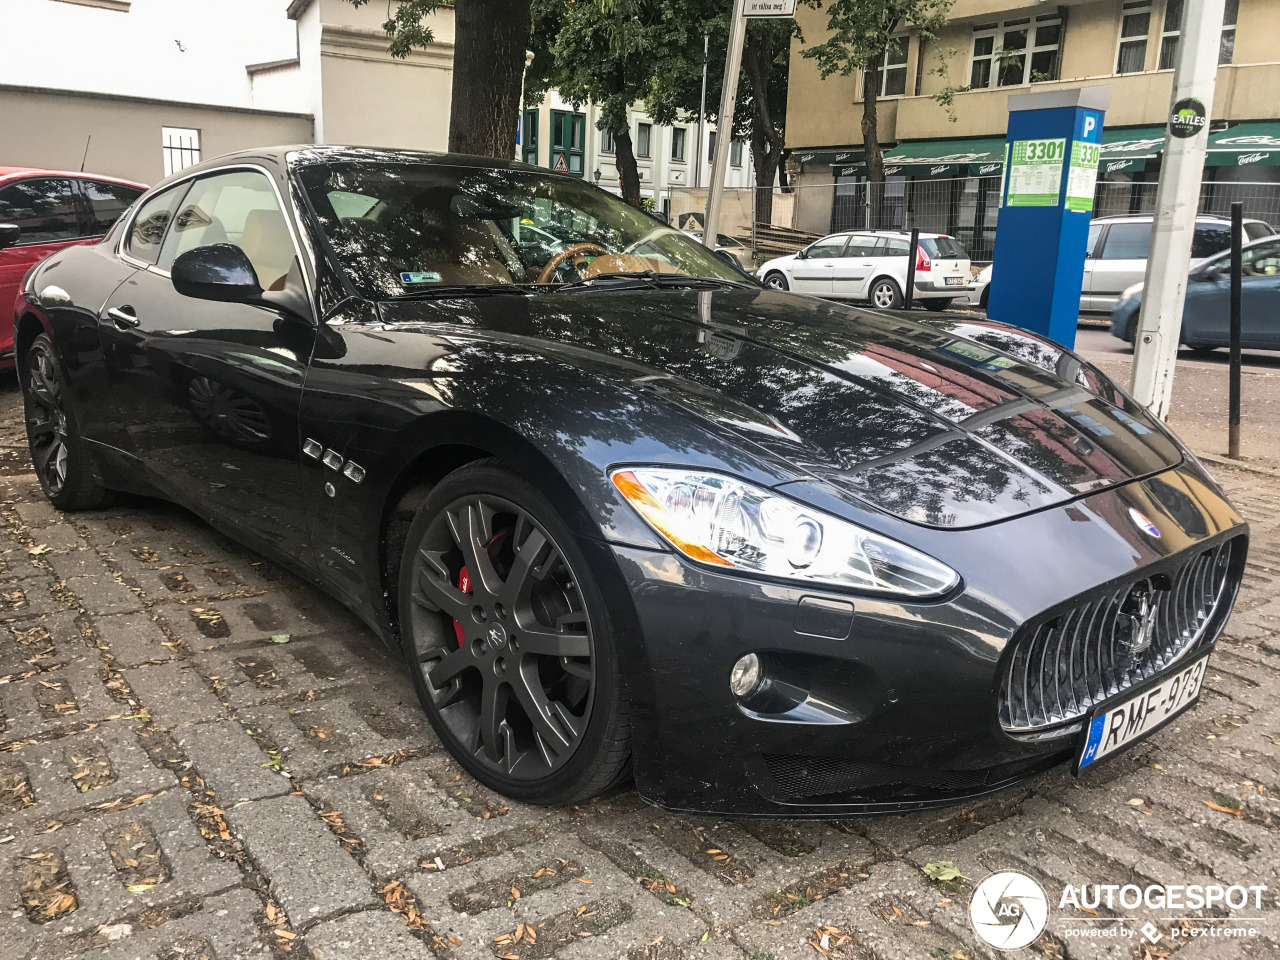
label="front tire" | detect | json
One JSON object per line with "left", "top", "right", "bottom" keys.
{"left": 763, "top": 271, "right": 789, "bottom": 291}
{"left": 869, "top": 278, "right": 904, "bottom": 309}
{"left": 398, "top": 460, "right": 631, "bottom": 804}
{"left": 21, "top": 334, "right": 113, "bottom": 510}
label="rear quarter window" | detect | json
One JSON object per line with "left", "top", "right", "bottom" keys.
{"left": 80, "top": 180, "right": 144, "bottom": 236}
{"left": 1190, "top": 223, "right": 1231, "bottom": 259}
{"left": 1244, "top": 221, "right": 1274, "bottom": 241}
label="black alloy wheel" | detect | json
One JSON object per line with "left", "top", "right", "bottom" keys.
{"left": 398, "top": 461, "right": 630, "bottom": 803}
{"left": 763, "top": 271, "right": 789, "bottom": 291}
{"left": 22, "top": 334, "right": 112, "bottom": 510}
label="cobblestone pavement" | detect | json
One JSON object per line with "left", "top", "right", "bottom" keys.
{"left": 0, "top": 384, "right": 1278, "bottom": 960}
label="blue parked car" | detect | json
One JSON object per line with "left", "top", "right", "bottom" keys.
{"left": 1111, "top": 234, "right": 1280, "bottom": 350}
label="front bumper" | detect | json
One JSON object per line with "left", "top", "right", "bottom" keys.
{"left": 1111, "top": 297, "right": 1141, "bottom": 340}
{"left": 609, "top": 459, "right": 1246, "bottom": 816}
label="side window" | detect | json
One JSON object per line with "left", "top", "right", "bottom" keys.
{"left": 805, "top": 237, "right": 848, "bottom": 259}
{"left": 843, "top": 237, "right": 881, "bottom": 258}
{"left": 0, "top": 178, "right": 80, "bottom": 245}
{"left": 883, "top": 238, "right": 911, "bottom": 257}
{"left": 1190, "top": 222, "right": 1231, "bottom": 259}
{"left": 1085, "top": 222, "right": 1105, "bottom": 257}
{"left": 80, "top": 180, "right": 145, "bottom": 237}
{"left": 1098, "top": 222, "right": 1151, "bottom": 260}
{"left": 1242, "top": 240, "right": 1280, "bottom": 277}
{"left": 158, "top": 171, "right": 295, "bottom": 291}
{"left": 126, "top": 185, "right": 188, "bottom": 265}
{"left": 1244, "top": 221, "right": 1274, "bottom": 242}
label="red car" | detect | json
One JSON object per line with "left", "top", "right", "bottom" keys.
{"left": 0, "top": 167, "right": 146, "bottom": 367}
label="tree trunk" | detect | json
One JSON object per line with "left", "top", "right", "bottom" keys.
{"left": 750, "top": 128, "right": 778, "bottom": 226}
{"left": 613, "top": 129, "right": 643, "bottom": 207}
{"left": 861, "top": 61, "right": 884, "bottom": 185}
{"left": 448, "top": 0, "right": 531, "bottom": 158}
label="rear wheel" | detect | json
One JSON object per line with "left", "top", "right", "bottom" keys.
{"left": 763, "top": 271, "right": 789, "bottom": 291}
{"left": 21, "top": 334, "right": 112, "bottom": 510}
{"left": 922, "top": 298, "right": 952, "bottom": 312}
{"left": 869, "top": 278, "right": 903, "bottom": 309}
{"left": 398, "top": 460, "right": 631, "bottom": 804}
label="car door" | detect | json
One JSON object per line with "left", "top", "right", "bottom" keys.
{"left": 0, "top": 177, "right": 85, "bottom": 359}
{"left": 1087, "top": 221, "right": 1150, "bottom": 312}
{"left": 97, "top": 167, "right": 316, "bottom": 565}
{"left": 1181, "top": 239, "right": 1280, "bottom": 348}
{"left": 829, "top": 235, "right": 881, "bottom": 299}
{"left": 1078, "top": 221, "right": 1107, "bottom": 312}
{"left": 871, "top": 235, "right": 911, "bottom": 292}
{"left": 789, "top": 235, "right": 848, "bottom": 295}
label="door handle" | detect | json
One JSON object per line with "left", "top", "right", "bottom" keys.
{"left": 105, "top": 306, "right": 139, "bottom": 329}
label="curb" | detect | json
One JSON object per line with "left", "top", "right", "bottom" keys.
{"left": 1197, "top": 451, "right": 1280, "bottom": 481}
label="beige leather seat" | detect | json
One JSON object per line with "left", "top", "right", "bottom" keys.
{"left": 238, "top": 209, "right": 295, "bottom": 291}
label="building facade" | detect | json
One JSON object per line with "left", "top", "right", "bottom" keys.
{"left": 519, "top": 92, "right": 755, "bottom": 222}
{"left": 784, "top": 0, "right": 1280, "bottom": 251}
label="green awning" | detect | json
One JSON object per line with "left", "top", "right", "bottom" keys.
{"left": 790, "top": 147, "right": 863, "bottom": 167}
{"left": 1098, "top": 126, "right": 1167, "bottom": 175}
{"left": 881, "top": 137, "right": 1006, "bottom": 177}
{"left": 1207, "top": 121, "right": 1280, "bottom": 167}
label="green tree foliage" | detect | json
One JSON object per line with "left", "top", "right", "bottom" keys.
{"left": 801, "top": 0, "right": 954, "bottom": 182}
{"left": 529, "top": 0, "right": 709, "bottom": 207}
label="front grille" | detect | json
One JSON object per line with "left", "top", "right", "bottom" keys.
{"left": 999, "top": 537, "right": 1242, "bottom": 733}
{"left": 762, "top": 753, "right": 987, "bottom": 799}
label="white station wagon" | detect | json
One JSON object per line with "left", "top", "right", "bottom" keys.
{"left": 757, "top": 230, "right": 973, "bottom": 310}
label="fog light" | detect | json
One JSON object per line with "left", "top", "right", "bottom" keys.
{"left": 729, "top": 653, "right": 762, "bottom": 698}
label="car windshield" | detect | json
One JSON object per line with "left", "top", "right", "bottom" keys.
{"left": 296, "top": 160, "right": 744, "bottom": 298}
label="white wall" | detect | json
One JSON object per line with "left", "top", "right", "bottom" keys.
{"left": 2, "top": 0, "right": 297, "bottom": 108}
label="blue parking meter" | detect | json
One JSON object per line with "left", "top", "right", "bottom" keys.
{"left": 987, "top": 87, "right": 1112, "bottom": 349}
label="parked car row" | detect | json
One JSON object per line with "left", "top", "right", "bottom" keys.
{"left": 0, "top": 167, "right": 146, "bottom": 366}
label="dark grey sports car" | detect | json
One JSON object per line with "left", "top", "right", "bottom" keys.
{"left": 12, "top": 146, "right": 1246, "bottom": 815}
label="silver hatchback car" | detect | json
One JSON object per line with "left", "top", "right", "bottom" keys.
{"left": 1081, "top": 213, "right": 1274, "bottom": 313}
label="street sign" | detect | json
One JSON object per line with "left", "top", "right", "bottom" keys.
{"left": 552, "top": 153, "right": 569, "bottom": 173}
{"left": 744, "top": 0, "right": 796, "bottom": 17}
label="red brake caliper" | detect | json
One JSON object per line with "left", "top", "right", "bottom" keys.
{"left": 452, "top": 532, "right": 507, "bottom": 648}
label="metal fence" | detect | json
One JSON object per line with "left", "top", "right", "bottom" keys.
{"left": 669, "top": 178, "right": 1280, "bottom": 265}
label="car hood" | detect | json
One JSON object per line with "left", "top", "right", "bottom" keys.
{"left": 379, "top": 287, "right": 1182, "bottom": 528}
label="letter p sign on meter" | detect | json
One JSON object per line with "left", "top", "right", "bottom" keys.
{"left": 987, "top": 86, "right": 1112, "bottom": 349}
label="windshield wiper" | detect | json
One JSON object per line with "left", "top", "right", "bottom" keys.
{"left": 554, "top": 271, "right": 744, "bottom": 292}
{"left": 391, "top": 284, "right": 536, "bottom": 300}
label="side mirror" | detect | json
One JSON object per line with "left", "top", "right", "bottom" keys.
{"left": 172, "top": 244, "right": 263, "bottom": 303}
{"left": 795, "top": 247, "right": 808, "bottom": 260}
{"left": 0, "top": 223, "right": 20, "bottom": 250}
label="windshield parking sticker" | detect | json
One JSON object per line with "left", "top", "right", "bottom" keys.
{"left": 400, "top": 271, "right": 443, "bottom": 284}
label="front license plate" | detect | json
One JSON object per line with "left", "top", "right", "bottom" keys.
{"left": 1076, "top": 655, "right": 1209, "bottom": 773}
{"left": 944, "top": 276, "right": 965, "bottom": 286}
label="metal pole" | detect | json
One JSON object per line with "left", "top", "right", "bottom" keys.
{"left": 704, "top": 0, "right": 747, "bottom": 247}
{"left": 903, "top": 227, "right": 920, "bottom": 310}
{"left": 695, "top": 32, "right": 709, "bottom": 191}
{"left": 1228, "top": 201, "right": 1243, "bottom": 459}
{"left": 1129, "top": 0, "right": 1226, "bottom": 419}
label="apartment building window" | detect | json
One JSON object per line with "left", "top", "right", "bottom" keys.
{"left": 550, "top": 110, "right": 585, "bottom": 175}
{"left": 880, "top": 37, "right": 909, "bottom": 96}
{"left": 1116, "top": 2, "right": 1152, "bottom": 75}
{"left": 636, "top": 122, "right": 652, "bottom": 158}
{"left": 600, "top": 128, "right": 616, "bottom": 155}
{"left": 162, "top": 127, "right": 200, "bottom": 177}
{"left": 522, "top": 110, "right": 539, "bottom": 165}
{"left": 671, "top": 127, "right": 687, "bottom": 162}
{"left": 1161, "top": 0, "right": 1238, "bottom": 68}
{"left": 969, "top": 16, "right": 1061, "bottom": 89}
{"left": 730, "top": 139, "right": 744, "bottom": 167}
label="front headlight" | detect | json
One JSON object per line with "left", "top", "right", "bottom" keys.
{"left": 1120, "top": 281, "right": 1144, "bottom": 301}
{"left": 611, "top": 468, "right": 960, "bottom": 598}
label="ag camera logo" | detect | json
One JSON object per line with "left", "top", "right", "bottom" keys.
{"left": 970, "top": 871, "right": 1050, "bottom": 950}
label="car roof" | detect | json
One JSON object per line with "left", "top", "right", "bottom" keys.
{"left": 1093, "top": 213, "right": 1267, "bottom": 225}
{"left": 0, "top": 166, "right": 147, "bottom": 189}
